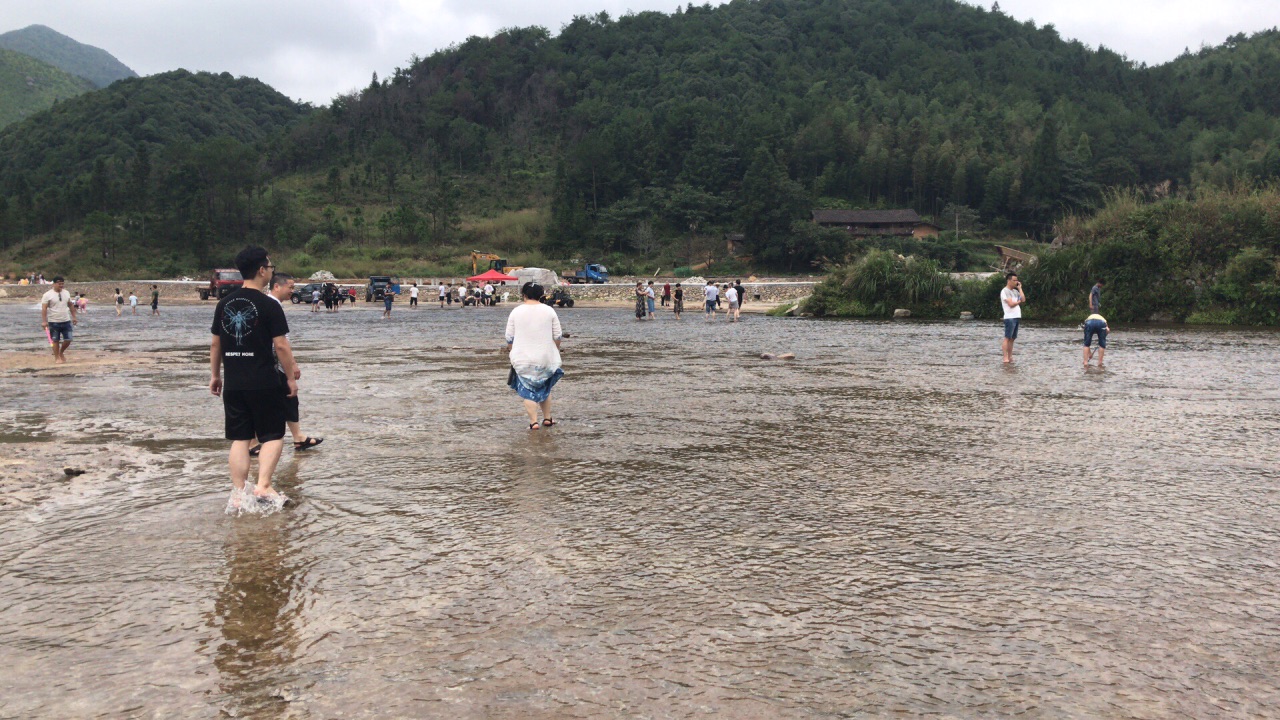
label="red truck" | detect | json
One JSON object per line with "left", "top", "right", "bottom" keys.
{"left": 198, "top": 269, "right": 244, "bottom": 300}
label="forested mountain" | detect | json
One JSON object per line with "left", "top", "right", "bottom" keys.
{"left": 278, "top": 0, "right": 1280, "bottom": 264}
{"left": 0, "top": 25, "right": 136, "bottom": 88}
{"left": 0, "top": 70, "right": 305, "bottom": 268}
{"left": 0, "top": 47, "right": 93, "bottom": 129}
{"left": 0, "top": 0, "right": 1277, "bottom": 277}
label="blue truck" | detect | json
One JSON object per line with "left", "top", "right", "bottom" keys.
{"left": 562, "top": 263, "right": 609, "bottom": 284}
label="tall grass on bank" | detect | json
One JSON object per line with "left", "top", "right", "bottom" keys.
{"left": 1025, "top": 181, "right": 1280, "bottom": 323}
{"left": 805, "top": 250, "right": 978, "bottom": 318}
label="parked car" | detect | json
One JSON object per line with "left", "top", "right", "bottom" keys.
{"left": 366, "top": 276, "right": 398, "bottom": 301}
{"left": 197, "top": 269, "right": 243, "bottom": 300}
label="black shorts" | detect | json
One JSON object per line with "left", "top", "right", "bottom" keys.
{"left": 223, "top": 386, "right": 287, "bottom": 442}
{"left": 275, "top": 371, "right": 300, "bottom": 423}
{"left": 410, "top": 296, "right": 418, "bottom": 306}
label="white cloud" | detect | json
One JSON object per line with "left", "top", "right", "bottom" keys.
{"left": 0, "top": 0, "right": 1275, "bottom": 105}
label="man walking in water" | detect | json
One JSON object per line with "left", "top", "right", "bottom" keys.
{"left": 704, "top": 280, "right": 719, "bottom": 320}
{"left": 150, "top": 285, "right": 160, "bottom": 316}
{"left": 40, "top": 276, "right": 78, "bottom": 364}
{"left": 209, "top": 246, "right": 297, "bottom": 507}
{"left": 409, "top": 282, "right": 419, "bottom": 308}
{"left": 1000, "top": 273, "right": 1026, "bottom": 364}
{"left": 439, "top": 281, "right": 448, "bottom": 308}
{"left": 245, "top": 272, "right": 324, "bottom": 457}
{"left": 129, "top": 291, "right": 138, "bottom": 314}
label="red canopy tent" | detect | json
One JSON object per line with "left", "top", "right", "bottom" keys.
{"left": 467, "top": 269, "right": 519, "bottom": 283}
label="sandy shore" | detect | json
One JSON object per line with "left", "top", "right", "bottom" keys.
{"left": 0, "top": 349, "right": 162, "bottom": 374}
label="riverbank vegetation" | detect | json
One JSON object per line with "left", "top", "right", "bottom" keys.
{"left": 804, "top": 184, "right": 1280, "bottom": 325}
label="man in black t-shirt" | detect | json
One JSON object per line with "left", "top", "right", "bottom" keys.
{"left": 209, "top": 246, "right": 298, "bottom": 507}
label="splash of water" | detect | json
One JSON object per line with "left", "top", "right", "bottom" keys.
{"left": 224, "top": 486, "right": 289, "bottom": 517}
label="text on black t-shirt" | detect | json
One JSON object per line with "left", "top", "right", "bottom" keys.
{"left": 211, "top": 288, "right": 290, "bottom": 391}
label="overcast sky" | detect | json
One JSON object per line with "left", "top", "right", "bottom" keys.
{"left": 1, "top": 0, "right": 1275, "bottom": 105}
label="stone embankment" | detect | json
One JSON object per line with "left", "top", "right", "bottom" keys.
{"left": 560, "top": 281, "right": 815, "bottom": 304}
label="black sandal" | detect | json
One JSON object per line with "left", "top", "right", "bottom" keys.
{"left": 248, "top": 444, "right": 261, "bottom": 457}
{"left": 541, "top": 418, "right": 556, "bottom": 427}
{"left": 294, "top": 437, "right": 323, "bottom": 451}
{"left": 529, "top": 422, "right": 541, "bottom": 430}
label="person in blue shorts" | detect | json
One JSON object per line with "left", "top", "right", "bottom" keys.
{"left": 382, "top": 284, "right": 397, "bottom": 318}
{"left": 999, "top": 273, "right": 1025, "bottom": 364}
{"left": 1082, "top": 313, "right": 1110, "bottom": 367}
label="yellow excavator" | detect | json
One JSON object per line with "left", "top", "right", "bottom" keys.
{"left": 471, "top": 251, "right": 523, "bottom": 275}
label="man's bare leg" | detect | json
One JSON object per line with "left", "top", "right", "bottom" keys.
{"left": 1083, "top": 345, "right": 1092, "bottom": 366}
{"left": 1096, "top": 347, "right": 1105, "bottom": 366}
{"left": 287, "top": 421, "right": 306, "bottom": 444}
{"left": 254, "top": 439, "right": 285, "bottom": 496}
{"left": 229, "top": 440, "right": 252, "bottom": 490}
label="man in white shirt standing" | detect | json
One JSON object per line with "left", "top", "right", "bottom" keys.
{"left": 439, "top": 282, "right": 448, "bottom": 308}
{"left": 483, "top": 282, "right": 495, "bottom": 306}
{"left": 408, "top": 282, "right": 419, "bottom": 308}
{"left": 1000, "top": 272, "right": 1026, "bottom": 364}
{"left": 725, "top": 284, "right": 740, "bottom": 323}
{"left": 704, "top": 280, "right": 719, "bottom": 321}
{"left": 40, "top": 276, "right": 78, "bottom": 364}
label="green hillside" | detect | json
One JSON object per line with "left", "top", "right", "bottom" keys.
{"left": 0, "top": 0, "right": 1277, "bottom": 281}
{"left": 0, "top": 47, "right": 93, "bottom": 128}
{"left": 0, "top": 24, "right": 136, "bottom": 88}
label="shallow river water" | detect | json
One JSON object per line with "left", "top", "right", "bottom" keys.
{"left": 2, "top": 302, "right": 1279, "bottom": 718}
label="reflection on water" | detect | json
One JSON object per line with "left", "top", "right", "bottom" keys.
{"left": 211, "top": 464, "right": 305, "bottom": 718}
{"left": 1, "top": 304, "right": 1279, "bottom": 718}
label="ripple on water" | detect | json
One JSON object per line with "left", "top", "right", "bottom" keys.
{"left": 1, "top": 305, "right": 1279, "bottom": 717}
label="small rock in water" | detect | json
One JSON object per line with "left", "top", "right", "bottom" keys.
{"left": 959, "top": 311, "right": 974, "bottom": 320}
{"left": 778, "top": 353, "right": 796, "bottom": 360}
{"left": 63, "top": 467, "right": 86, "bottom": 477}
{"left": 760, "top": 353, "right": 776, "bottom": 360}
{"left": 893, "top": 308, "right": 911, "bottom": 318}
{"left": 562, "top": 331, "right": 572, "bottom": 338}
{"left": 271, "top": 686, "right": 302, "bottom": 703}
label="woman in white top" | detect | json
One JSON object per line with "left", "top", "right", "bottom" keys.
{"left": 505, "top": 282, "right": 564, "bottom": 430}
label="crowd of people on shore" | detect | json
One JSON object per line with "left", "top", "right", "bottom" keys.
{"left": 634, "top": 279, "right": 749, "bottom": 321}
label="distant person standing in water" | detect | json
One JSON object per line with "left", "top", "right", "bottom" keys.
{"left": 409, "top": 282, "right": 419, "bottom": 308}
{"left": 724, "top": 284, "right": 739, "bottom": 322}
{"left": 150, "top": 285, "right": 160, "bottom": 315}
{"left": 382, "top": 283, "right": 396, "bottom": 318}
{"left": 662, "top": 282, "right": 671, "bottom": 307}
{"left": 40, "top": 276, "right": 77, "bottom": 364}
{"left": 1089, "top": 279, "right": 1104, "bottom": 314}
{"left": 1082, "top": 313, "right": 1110, "bottom": 367}
{"left": 505, "top": 282, "right": 564, "bottom": 430}
{"left": 439, "top": 282, "right": 448, "bottom": 308}
{"left": 704, "top": 280, "right": 719, "bottom": 320}
{"left": 634, "top": 282, "right": 646, "bottom": 320}
{"left": 1000, "top": 273, "right": 1026, "bottom": 364}
{"left": 129, "top": 291, "right": 138, "bottom": 314}
{"left": 209, "top": 246, "right": 297, "bottom": 508}
{"left": 114, "top": 288, "right": 124, "bottom": 317}
{"left": 673, "top": 283, "right": 684, "bottom": 319}
{"left": 646, "top": 281, "right": 657, "bottom": 319}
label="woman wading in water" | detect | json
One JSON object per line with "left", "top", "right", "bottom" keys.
{"left": 505, "top": 282, "right": 564, "bottom": 430}
{"left": 634, "top": 281, "right": 647, "bottom": 321}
